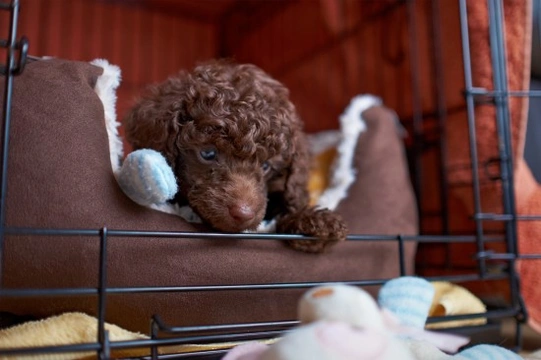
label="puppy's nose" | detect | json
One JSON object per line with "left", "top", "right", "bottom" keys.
{"left": 229, "top": 203, "right": 256, "bottom": 223}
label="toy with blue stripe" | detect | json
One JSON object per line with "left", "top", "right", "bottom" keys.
{"left": 116, "top": 149, "right": 178, "bottom": 206}
{"left": 459, "top": 344, "right": 523, "bottom": 360}
{"left": 378, "top": 276, "right": 523, "bottom": 360}
{"left": 378, "top": 276, "right": 435, "bottom": 329}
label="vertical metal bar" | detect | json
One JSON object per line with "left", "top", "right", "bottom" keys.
{"left": 97, "top": 227, "right": 109, "bottom": 359}
{"left": 151, "top": 316, "right": 159, "bottom": 360}
{"left": 398, "top": 235, "right": 406, "bottom": 276}
{"left": 487, "top": 0, "right": 517, "bottom": 252}
{"left": 0, "top": 0, "right": 20, "bottom": 288}
{"left": 458, "top": 0, "right": 487, "bottom": 275}
{"left": 406, "top": 0, "right": 424, "bottom": 228}
{"left": 100, "top": 330, "right": 110, "bottom": 360}
{"left": 486, "top": 0, "right": 525, "bottom": 349}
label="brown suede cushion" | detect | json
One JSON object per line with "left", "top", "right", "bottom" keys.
{"left": 0, "top": 59, "right": 417, "bottom": 333}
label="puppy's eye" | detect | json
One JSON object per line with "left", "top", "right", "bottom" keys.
{"left": 200, "top": 148, "right": 217, "bottom": 161}
{"left": 262, "top": 161, "right": 271, "bottom": 173}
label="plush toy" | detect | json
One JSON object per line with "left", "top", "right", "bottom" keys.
{"left": 116, "top": 149, "right": 178, "bottom": 207}
{"left": 223, "top": 277, "right": 524, "bottom": 360}
{"left": 116, "top": 149, "right": 207, "bottom": 224}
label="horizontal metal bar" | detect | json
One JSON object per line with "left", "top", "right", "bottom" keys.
{"left": 426, "top": 307, "right": 519, "bottom": 324}
{"left": 3, "top": 227, "right": 507, "bottom": 244}
{"left": 475, "top": 213, "right": 541, "bottom": 221}
{"left": 401, "top": 234, "right": 503, "bottom": 243}
{"left": 0, "top": 307, "right": 520, "bottom": 357}
{"left": 0, "top": 330, "right": 284, "bottom": 356}
{"left": 118, "top": 329, "right": 285, "bottom": 349}
{"left": 154, "top": 349, "right": 228, "bottom": 359}
{"left": 0, "top": 273, "right": 510, "bottom": 298}
{"left": 5, "top": 227, "right": 100, "bottom": 236}
{"left": 465, "top": 88, "right": 541, "bottom": 97}
{"left": 6, "top": 227, "right": 400, "bottom": 241}
{"left": 0, "top": 280, "right": 387, "bottom": 298}
{"left": 0, "top": 342, "right": 99, "bottom": 357}
{"left": 0, "top": 3, "right": 12, "bottom": 11}
{"left": 423, "top": 273, "right": 508, "bottom": 283}
{"left": 157, "top": 308, "right": 519, "bottom": 335}
{"left": 517, "top": 254, "right": 541, "bottom": 260}
{"left": 0, "top": 288, "right": 97, "bottom": 297}
{"left": 477, "top": 251, "right": 515, "bottom": 260}
{"left": 154, "top": 317, "right": 297, "bottom": 334}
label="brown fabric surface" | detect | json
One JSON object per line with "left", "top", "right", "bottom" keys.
{"left": 337, "top": 107, "right": 418, "bottom": 238}
{"left": 0, "top": 59, "right": 417, "bottom": 334}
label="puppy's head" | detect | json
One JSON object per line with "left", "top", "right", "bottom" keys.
{"left": 124, "top": 60, "right": 304, "bottom": 232}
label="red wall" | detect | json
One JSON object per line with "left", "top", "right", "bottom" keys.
{"left": 13, "top": 0, "right": 217, "bottom": 120}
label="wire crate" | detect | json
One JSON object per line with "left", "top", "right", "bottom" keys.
{"left": 0, "top": 0, "right": 538, "bottom": 358}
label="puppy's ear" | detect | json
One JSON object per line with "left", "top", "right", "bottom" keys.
{"left": 123, "top": 76, "right": 187, "bottom": 160}
{"left": 282, "top": 126, "right": 312, "bottom": 213}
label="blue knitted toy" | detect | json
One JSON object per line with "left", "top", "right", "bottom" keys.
{"left": 116, "top": 149, "right": 178, "bottom": 207}
{"left": 378, "top": 276, "right": 523, "bottom": 360}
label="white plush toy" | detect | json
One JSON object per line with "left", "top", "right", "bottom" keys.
{"left": 223, "top": 277, "right": 523, "bottom": 360}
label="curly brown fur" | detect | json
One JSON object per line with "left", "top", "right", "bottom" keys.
{"left": 123, "top": 59, "right": 347, "bottom": 252}
{"left": 277, "top": 207, "right": 348, "bottom": 253}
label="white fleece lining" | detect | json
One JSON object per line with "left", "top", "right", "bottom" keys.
{"left": 91, "top": 59, "right": 123, "bottom": 173}
{"left": 316, "top": 94, "right": 382, "bottom": 211}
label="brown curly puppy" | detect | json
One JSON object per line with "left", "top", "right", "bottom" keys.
{"left": 123, "top": 60, "right": 347, "bottom": 252}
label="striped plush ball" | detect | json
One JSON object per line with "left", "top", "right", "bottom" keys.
{"left": 117, "top": 149, "right": 178, "bottom": 206}
{"left": 377, "top": 276, "right": 435, "bottom": 329}
{"left": 459, "top": 345, "right": 523, "bottom": 360}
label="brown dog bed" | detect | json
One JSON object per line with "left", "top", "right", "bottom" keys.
{"left": 0, "top": 58, "right": 417, "bottom": 334}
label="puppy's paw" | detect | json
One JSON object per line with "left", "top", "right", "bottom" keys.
{"left": 277, "top": 207, "right": 348, "bottom": 253}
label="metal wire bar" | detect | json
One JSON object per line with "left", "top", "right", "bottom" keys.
{"left": 486, "top": 0, "right": 525, "bottom": 348}
{"left": 467, "top": 89, "right": 541, "bottom": 97}
{"left": 0, "top": 330, "right": 287, "bottom": 357}
{"left": 0, "top": 0, "right": 18, "bottom": 289}
{"left": 518, "top": 254, "right": 541, "bottom": 260}
{"left": 152, "top": 315, "right": 297, "bottom": 334}
{"left": 0, "top": 343, "right": 101, "bottom": 357}
{"left": 97, "top": 228, "right": 109, "bottom": 359}
{"left": 425, "top": 308, "right": 520, "bottom": 324}
{"left": 398, "top": 235, "right": 406, "bottom": 275}
{"left": 476, "top": 213, "right": 541, "bottom": 221}
{"left": 459, "top": 0, "right": 487, "bottom": 277}
{"left": 487, "top": 0, "right": 518, "bottom": 256}
{"left": 0, "top": 306, "right": 520, "bottom": 358}
{"left": 0, "top": 273, "right": 511, "bottom": 298}
{"left": 155, "top": 350, "right": 226, "bottom": 359}
{"left": 2, "top": 226, "right": 506, "bottom": 243}
{"left": 101, "top": 331, "right": 111, "bottom": 360}
{"left": 154, "top": 309, "right": 519, "bottom": 335}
